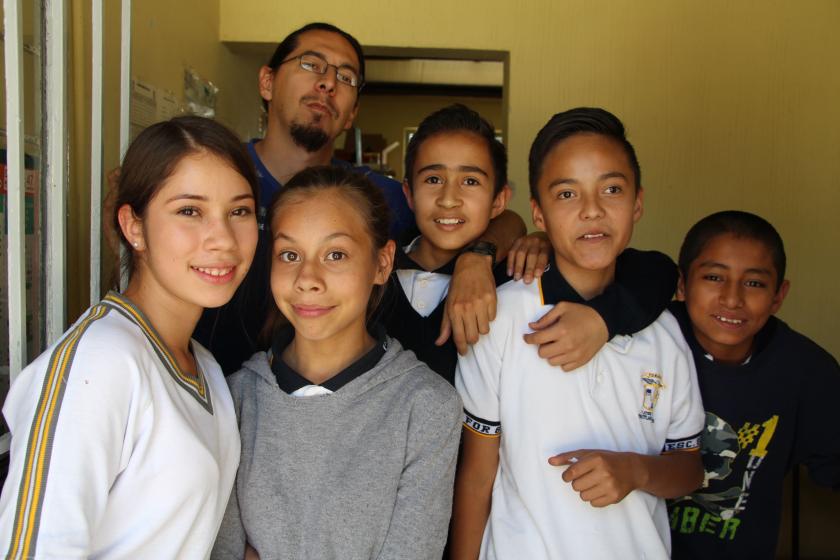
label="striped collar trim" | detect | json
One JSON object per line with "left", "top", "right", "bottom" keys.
{"left": 102, "top": 291, "right": 213, "bottom": 414}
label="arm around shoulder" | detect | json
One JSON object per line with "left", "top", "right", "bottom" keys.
{"left": 591, "top": 249, "right": 678, "bottom": 337}
{"left": 477, "top": 209, "right": 526, "bottom": 262}
{"left": 522, "top": 249, "right": 677, "bottom": 371}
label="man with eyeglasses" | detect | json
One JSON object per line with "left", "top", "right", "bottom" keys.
{"left": 250, "top": 22, "right": 416, "bottom": 239}
{"left": 195, "top": 22, "right": 528, "bottom": 375}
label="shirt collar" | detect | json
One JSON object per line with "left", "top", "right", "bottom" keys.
{"left": 538, "top": 256, "right": 586, "bottom": 305}
{"left": 396, "top": 236, "right": 510, "bottom": 287}
{"left": 396, "top": 238, "right": 459, "bottom": 275}
{"left": 270, "top": 324, "right": 388, "bottom": 394}
{"left": 670, "top": 300, "right": 777, "bottom": 366}
{"left": 702, "top": 352, "right": 752, "bottom": 365}
{"left": 248, "top": 138, "right": 352, "bottom": 212}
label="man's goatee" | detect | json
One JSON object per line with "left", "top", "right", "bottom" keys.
{"left": 290, "top": 124, "right": 330, "bottom": 153}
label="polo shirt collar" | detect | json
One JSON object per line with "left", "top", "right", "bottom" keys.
{"left": 538, "top": 256, "right": 586, "bottom": 306}
{"left": 396, "top": 237, "right": 459, "bottom": 275}
{"left": 270, "top": 324, "right": 388, "bottom": 394}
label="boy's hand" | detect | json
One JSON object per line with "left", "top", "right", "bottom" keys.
{"left": 245, "top": 544, "right": 260, "bottom": 560}
{"left": 507, "top": 232, "right": 551, "bottom": 283}
{"left": 437, "top": 252, "right": 496, "bottom": 355}
{"left": 548, "top": 449, "right": 643, "bottom": 507}
{"left": 524, "top": 303, "right": 609, "bottom": 371}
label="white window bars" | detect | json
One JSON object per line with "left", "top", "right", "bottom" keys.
{"left": 43, "top": 0, "right": 68, "bottom": 354}
{"left": 90, "top": 0, "right": 103, "bottom": 305}
{"left": 4, "top": 0, "right": 27, "bottom": 379}
{"left": 3, "top": 0, "right": 131, "bottom": 382}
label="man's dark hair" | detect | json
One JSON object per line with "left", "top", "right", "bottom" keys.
{"left": 678, "top": 210, "right": 787, "bottom": 290}
{"left": 404, "top": 103, "right": 507, "bottom": 195}
{"left": 263, "top": 22, "right": 366, "bottom": 111}
{"left": 528, "top": 107, "right": 641, "bottom": 201}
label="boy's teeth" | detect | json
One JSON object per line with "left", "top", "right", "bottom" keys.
{"left": 715, "top": 315, "right": 744, "bottom": 325}
{"left": 436, "top": 218, "right": 463, "bottom": 225}
{"left": 582, "top": 233, "right": 604, "bottom": 239}
{"left": 196, "top": 267, "right": 232, "bottom": 277}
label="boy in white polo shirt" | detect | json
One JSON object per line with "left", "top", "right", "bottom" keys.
{"left": 452, "top": 108, "right": 706, "bottom": 560}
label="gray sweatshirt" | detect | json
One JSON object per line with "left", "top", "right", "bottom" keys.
{"left": 212, "top": 337, "right": 462, "bottom": 560}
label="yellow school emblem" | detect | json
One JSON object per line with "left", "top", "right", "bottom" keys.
{"left": 639, "top": 372, "right": 665, "bottom": 422}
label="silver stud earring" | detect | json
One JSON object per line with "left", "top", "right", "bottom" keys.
{"left": 132, "top": 242, "right": 139, "bottom": 247}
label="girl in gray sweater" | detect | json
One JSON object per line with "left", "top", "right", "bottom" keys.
{"left": 212, "top": 166, "right": 462, "bottom": 560}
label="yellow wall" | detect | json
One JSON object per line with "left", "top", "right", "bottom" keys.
{"left": 66, "top": 1, "right": 123, "bottom": 321}
{"left": 130, "top": 0, "right": 263, "bottom": 141}
{"left": 65, "top": 0, "right": 265, "bottom": 322}
{"left": 17, "top": 0, "right": 840, "bottom": 555}
{"left": 225, "top": 6, "right": 840, "bottom": 554}
{"left": 354, "top": 94, "right": 503, "bottom": 181}
{"left": 219, "top": 0, "right": 840, "bottom": 361}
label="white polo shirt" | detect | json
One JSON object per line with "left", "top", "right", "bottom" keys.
{"left": 456, "top": 263, "right": 704, "bottom": 560}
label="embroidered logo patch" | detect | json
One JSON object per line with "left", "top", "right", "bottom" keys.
{"left": 639, "top": 372, "right": 665, "bottom": 422}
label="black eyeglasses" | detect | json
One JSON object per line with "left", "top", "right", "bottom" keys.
{"left": 279, "top": 53, "right": 362, "bottom": 89}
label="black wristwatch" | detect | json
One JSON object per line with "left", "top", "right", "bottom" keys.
{"left": 462, "top": 240, "right": 497, "bottom": 266}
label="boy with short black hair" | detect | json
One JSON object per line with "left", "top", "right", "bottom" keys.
{"left": 668, "top": 210, "right": 840, "bottom": 559}
{"left": 386, "top": 104, "right": 680, "bottom": 385}
{"left": 383, "top": 104, "right": 509, "bottom": 382}
{"left": 452, "top": 107, "right": 705, "bottom": 559}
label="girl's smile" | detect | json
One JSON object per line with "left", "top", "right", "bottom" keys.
{"left": 269, "top": 187, "right": 393, "bottom": 382}
{"left": 123, "top": 153, "right": 258, "bottom": 319}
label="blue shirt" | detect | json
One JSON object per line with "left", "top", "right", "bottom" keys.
{"left": 246, "top": 140, "right": 416, "bottom": 240}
